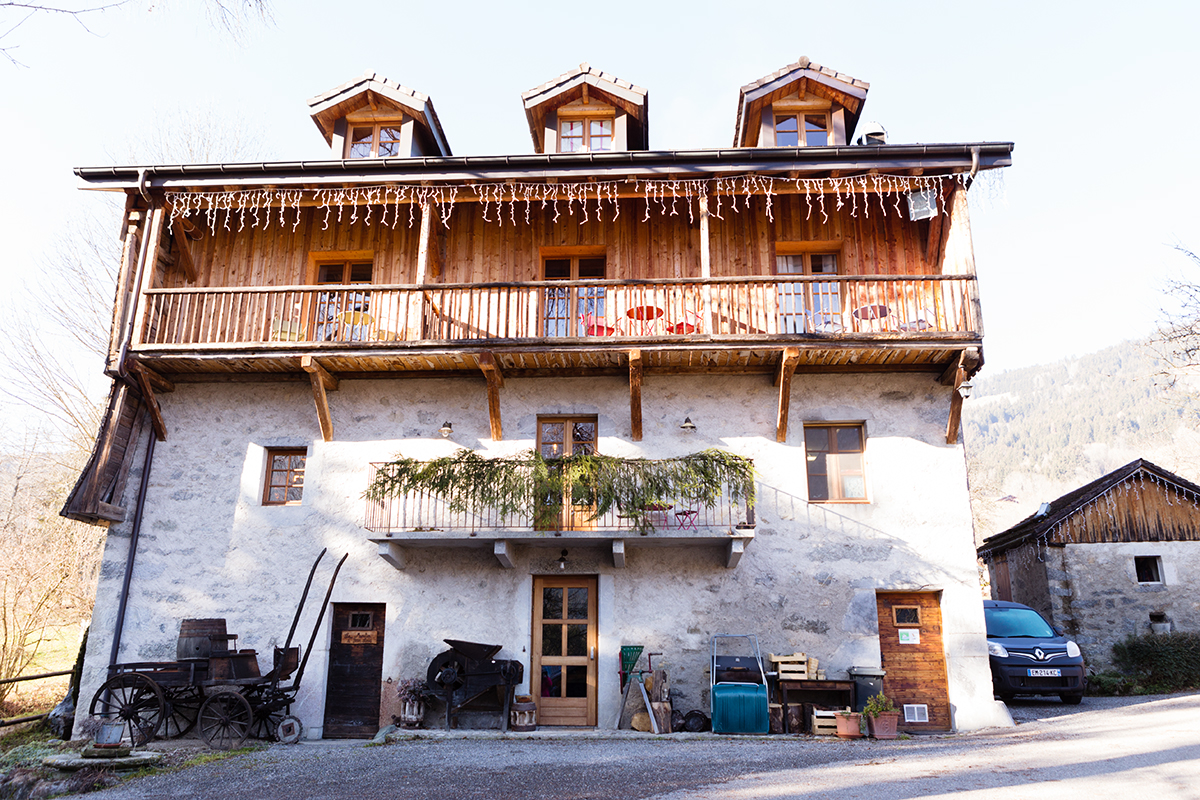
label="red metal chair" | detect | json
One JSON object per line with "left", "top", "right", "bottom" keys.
{"left": 581, "top": 314, "right": 618, "bottom": 336}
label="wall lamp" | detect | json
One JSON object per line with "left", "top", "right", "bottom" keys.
{"left": 557, "top": 550, "right": 568, "bottom": 570}
{"left": 679, "top": 417, "right": 697, "bottom": 432}
{"left": 958, "top": 382, "right": 973, "bottom": 400}
{"left": 439, "top": 421, "right": 454, "bottom": 438}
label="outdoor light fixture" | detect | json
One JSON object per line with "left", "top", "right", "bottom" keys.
{"left": 958, "top": 381, "right": 973, "bottom": 400}
{"left": 558, "top": 550, "right": 568, "bottom": 570}
{"left": 679, "top": 417, "right": 697, "bottom": 432}
{"left": 439, "top": 421, "right": 453, "bottom": 438}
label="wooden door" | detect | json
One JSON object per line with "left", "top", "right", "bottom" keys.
{"left": 537, "top": 417, "right": 598, "bottom": 531}
{"left": 532, "top": 576, "right": 598, "bottom": 726}
{"left": 875, "top": 591, "right": 951, "bottom": 731}
{"left": 323, "top": 603, "right": 385, "bottom": 738}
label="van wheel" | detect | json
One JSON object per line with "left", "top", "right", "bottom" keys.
{"left": 1060, "top": 693, "right": 1083, "bottom": 705}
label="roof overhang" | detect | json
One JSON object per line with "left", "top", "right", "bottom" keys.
{"left": 74, "top": 142, "right": 1012, "bottom": 192}
{"left": 307, "top": 71, "right": 451, "bottom": 157}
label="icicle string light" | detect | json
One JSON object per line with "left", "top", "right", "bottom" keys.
{"left": 166, "top": 173, "right": 971, "bottom": 234}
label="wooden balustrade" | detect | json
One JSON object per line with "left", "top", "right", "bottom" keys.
{"left": 139, "top": 275, "right": 979, "bottom": 347}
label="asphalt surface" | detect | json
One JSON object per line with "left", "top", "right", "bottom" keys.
{"left": 69, "top": 693, "right": 1200, "bottom": 799}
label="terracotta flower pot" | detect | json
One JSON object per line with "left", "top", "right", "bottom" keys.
{"left": 835, "top": 712, "right": 863, "bottom": 739}
{"left": 867, "top": 711, "right": 900, "bottom": 739}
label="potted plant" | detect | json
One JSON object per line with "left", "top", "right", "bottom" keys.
{"left": 863, "top": 692, "right": 900, "bottom": 739}
{"left": 396, "top": 677, "right": 428, "bottom": 728}
{"left": 835, "top": 709, "right": 863, "bottom": 739}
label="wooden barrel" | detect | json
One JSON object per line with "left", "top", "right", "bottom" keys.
{"left": 510, "top": 699, "right": 537, "bottom": 732}
{"left": 177, "top": 618, "right": 227, "bottom": 660}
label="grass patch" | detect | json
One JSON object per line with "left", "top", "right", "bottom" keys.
{"left": 0, "top": 719, "right": 55, "bottom": 752}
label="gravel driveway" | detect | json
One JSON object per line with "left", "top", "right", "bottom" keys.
{"left": 68, "top": 693, "right": 1200, "bottom": 799}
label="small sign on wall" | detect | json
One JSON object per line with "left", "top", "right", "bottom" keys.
{"left": 898, "top": 629, "right": 921, "bottom": 645}
{"left": 341, "top": 630, "right": 377, "bottom": 645}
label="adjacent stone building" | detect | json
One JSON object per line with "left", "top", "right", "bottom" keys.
{"left": 66, "top": 59, "right": 1015, "bottom": 740}
{"left": 979, "top": 459, "right": 1200, "bottom": 670}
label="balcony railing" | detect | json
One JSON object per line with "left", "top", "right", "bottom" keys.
{"left": 363, "top": 463, "right": 753, "bottom": 535}
{"left": 138, "top": 275, "right": 979, "bottom": 347}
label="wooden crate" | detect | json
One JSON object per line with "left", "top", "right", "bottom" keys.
{"left": 810, "top": 707, "right": 848, "bottom": 737}
{"left": 769, "top": 652, "right": 813, "bottom": 680}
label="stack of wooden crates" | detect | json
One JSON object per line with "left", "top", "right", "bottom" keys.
{"left": 767, "top": 652, "right": 841, "bottom": 735}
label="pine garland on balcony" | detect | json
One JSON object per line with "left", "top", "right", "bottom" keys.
{"left": 365, "top": 448, "right": 755, "bottom": 534}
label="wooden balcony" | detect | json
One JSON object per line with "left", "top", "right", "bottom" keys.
{"left": 363, "top": 463, "right": 756, "bottom": 570}
{"left": 133, "top": 275, "right": 981, "bottom": 378}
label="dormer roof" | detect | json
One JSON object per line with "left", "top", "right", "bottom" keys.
{"left": 734, "top": 57, "right": 869, "bottom": 148}
{"left": 308, "top": 71, "right": 451, "bottom": 157}
{"left": 522, "top": 63, "right": 649, "bottom": 153}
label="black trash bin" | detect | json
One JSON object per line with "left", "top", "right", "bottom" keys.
{"left": 848, "top": 666, "right": 886, "bottom": 712}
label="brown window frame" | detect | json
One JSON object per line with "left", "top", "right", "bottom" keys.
{"left": 345, "top": 120, "right": 406, "bottom": 159}
{"left": 536, "top": 415, "right": 599, "bottom": 531}
{"left": 541, "top": 252, "right": 607, "bottom": 337}
{"left": 308, "top": 255, "right": 374, "bottom": 342}
{"left": 557, "top": 116, "right": 614, "bottom": 153}
{"left": 803, "top": 423, "right": 868, "bottom": 503}
{"left": 893, "top": 606, "right": 921, "bottom": 627}
{"left": 263, "top": 447, "right": 307, "bottom": 506}
{"left": 774, "top": 112, "right": 830, "bottom": 147}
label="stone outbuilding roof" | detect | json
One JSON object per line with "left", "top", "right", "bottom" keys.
{"left": 978, "top": 459, "right": 1200, "bottom": 559}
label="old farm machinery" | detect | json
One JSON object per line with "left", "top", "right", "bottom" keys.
{"left": 90, "top": 549, "right": 347, "bottom": 749}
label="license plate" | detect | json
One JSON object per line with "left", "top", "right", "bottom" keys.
{"left": 1028, "top": 668, "right": 1061, "bottom": 677}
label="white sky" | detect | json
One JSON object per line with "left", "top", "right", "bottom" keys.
{"left": 1, "top": 0, "right": 1197, "bottom": 383}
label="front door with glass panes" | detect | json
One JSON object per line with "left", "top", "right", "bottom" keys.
{"left": 537, "top": 416, "right": 598, "bottom": 530}
{"left": 532, "top": 575, "right": 597, "bottom": 727}
{"left": 776, "top": 253, "right": 840, "bottom": 333}
{"left": 313, "top": 261, "right": 373, "bottom": 341}
{"left": 542, "top": 256, "right": 607, "bottom": 337}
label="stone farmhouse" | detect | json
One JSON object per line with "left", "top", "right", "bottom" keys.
{"left": 979, "top": 459, "right": 1200, "bottom": 671}
{"left": 65, "top": 58, "right": 1014, "bottom": 738}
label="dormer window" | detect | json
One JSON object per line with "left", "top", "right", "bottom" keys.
{"left": 559, "top": 117, "right": 613, "bottom": 153}
{"left": 775, "top": 113, "right": 829, "bottom": 147}
{"left": 347, "top": 122, "right": 405, "bottom": 158}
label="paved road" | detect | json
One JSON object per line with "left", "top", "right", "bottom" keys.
{"left": 75, "top": 693, "right": 1200, "bottom": 799}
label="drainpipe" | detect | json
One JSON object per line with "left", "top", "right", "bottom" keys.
{"left": 107, "top": 426, "right": 157, "bottom": 669}
{"left": 965, "top": 146, "right": 981, "bottom": 189}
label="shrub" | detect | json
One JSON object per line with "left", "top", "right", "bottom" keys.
{"left": 1111, "top": 631, "right": 1200, "bottom": 693}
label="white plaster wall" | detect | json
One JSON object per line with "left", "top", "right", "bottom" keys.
{"left": 1061, "top": 541, "right": 1200, "bottom": 670}
{"left": 79, "top": 371, "right": 1009, "bottom": 735}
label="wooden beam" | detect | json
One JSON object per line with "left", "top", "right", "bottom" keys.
{"left": 939, "top": 348, "right": 980, "bottom": 385}
{"left": 301, "top": 355, "right": 338, "bottom": 442}
{"left": 129, "top": 363, "right": 167, "bottom": 442}
{"left": 775, "top": 347, "right": 800, "bottom": 443}
{"left": 629, "top": 349, "right": 643, "bottom": 441}
{"left": 172, "top": 224, "right": 197, "bottom": 283}
{"left": 132, "top": 362, "right": 174, "bottom": 393}
{"left": 946, "top": 365, "right": 965, "bottom": 445}
{"left": 479, "top": 351, "right": 503, "bottom": 440}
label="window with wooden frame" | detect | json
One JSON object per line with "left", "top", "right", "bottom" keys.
{"left": 346, "top": 121, "right": 405, "bottom": 158}
{"left": 803, "top": 424, "right": 867, "bottom": 503}
{"left": 774, "top": 112, "right": 830, "bottom": 147}
{"left": 312, "top": 258, "right": 373, "bottom": 341}
{"left": 776, "top": 250, "right": 840, "bottom": 333}
{"left": 558, "top": 117, "right": 614, "bottom": 153}
{"left": 537, "top": 416, "right": 598, "bottom": 530}
{"left": 1134, "top": 556, "right": 1163, "bottom": 584}
{"left": 542, "top": 253, "right": 607, "bottom": 337}
{"left": 263, "top": 448, "right": 306, "bottom": 506}
{"left": 893, "top": 606, "right": 921, "bottom": 626}
{"left": 348, "top": 611, "right": 373, "bottom": 630}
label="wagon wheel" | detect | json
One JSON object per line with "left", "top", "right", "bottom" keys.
{"left": 162, "top": 685, "right": 204, "bottom": 739}
{"left": 245, "top": 685, "right": 290, "bottom": 741}
{"left": 250, "top": 705, "right": 286, "bottom": 741}
{"left": 198, "top": 690, "right": 252, "bottom": 750}
{"left": 89, "top": 673, "right": 165, "bottom": 746}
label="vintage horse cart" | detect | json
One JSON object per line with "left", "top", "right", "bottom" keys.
{"left": 89, "top": 550, "right": 347, "bottom": 749}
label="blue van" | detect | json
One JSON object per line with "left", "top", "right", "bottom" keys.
{"left": 984, "top": 600, "right": 1086, "bottom": 705}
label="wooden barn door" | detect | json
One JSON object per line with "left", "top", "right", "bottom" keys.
{"left": 876, "top": 591, "right": 951, "bottom": 731}
{"left": 323, "top": 603, "right": 385, "bottom": 738}
{"left": 532, "top": 575, "right": 598, "bottom": 726}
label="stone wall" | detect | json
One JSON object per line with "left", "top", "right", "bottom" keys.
{"left": 1056, "top": 541, "right": 1200, "bottom": 671}
{"left": 78, "top": 371, "right": 1009, "bottom": 735}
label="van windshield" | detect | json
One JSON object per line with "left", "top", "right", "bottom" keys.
{"left": 985, "top": 606, "right": 1056, "bottom": 638}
